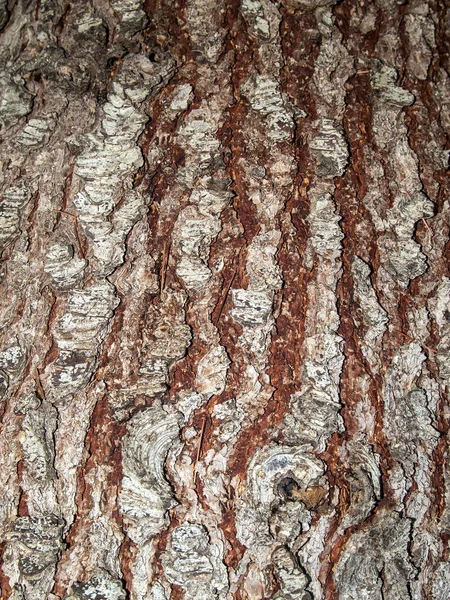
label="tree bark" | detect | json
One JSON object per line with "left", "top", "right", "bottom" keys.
{"left": 0, "top": 0, "right": 449, "bottom": 598}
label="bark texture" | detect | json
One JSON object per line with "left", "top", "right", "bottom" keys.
{"left": 0, "top": 0, "right": 450, "bottom": 598}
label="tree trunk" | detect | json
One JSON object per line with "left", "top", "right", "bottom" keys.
{"left": 0, "top": 0, "right": 449, "bottom": 598}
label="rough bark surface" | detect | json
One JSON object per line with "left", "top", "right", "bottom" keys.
{"left": 0, "top": 0, "right": 449, "bottom": 598}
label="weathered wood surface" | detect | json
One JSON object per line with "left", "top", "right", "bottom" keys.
{"left": 0, "top": 0, "right": 449, "bottom": 598}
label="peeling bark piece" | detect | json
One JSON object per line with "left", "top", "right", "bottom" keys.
{"left": 386, "top": 385, "right": 439, "bottom": 463}
{"left": 66, "top": 570, "right": 126, "bottom": 600}
{"left": 351, "top": 256, "right": 388, "bottom": 368}
{"left": 309, "top": 118, "right": 348, "bottom": 178}
{"left": 240, "top": 0, "right": 282, "bottom": 41}
{"left": 0, "top": 73, "right": 34, "bottom": 129}
{"left": 212, "top": 399, "right": 245, "bottom": 443}
{"left": 4, "top": 515, "right": 65, "bottom": 600}
{"left": 246, "top": 231, "right": 282, "bottom": 291}
{"left": 173, "top": 206, "right": 223, "bottom": 290}
{"left": 282, "top": 187, "right": 344, "bottom": 456}
{"left": 48, "top": 280, "right": 118, "bottom": 400}
{"left": 91, "top": 190, "right": 147, "bottom": 276}
{"left": 177, "top": 106, "right": 223, "bottom": 174}
{"left": 110, "top": 0, "right": 147, "bottom": 33}
{"left": 269, "top": 500, "right": 310, "bottom": 547}
{"left": 271, "top": 547, "right": 311, "bottom": 600}
{"left": 241, "top": 0, "right": 271, "bottom": 40}
{"left": 10, "top": 515, "right": 64, "bottom": 554}
{"left": 287, "top": 0, "right": 336, "bottom": 7}
{"left": 15, "top": 118, "right": 51, "bottom": 148}
{"left": 161, "top": 523, "right": 229, "bottom": 600}
{"left": 196, "top": 345, "right": 229, "bottom": 398}
{"left": 338, "top": 437, "right": 381, "bottom": 530}
{"left": 0, "top": 342, "right": 26, "bottom": 374}
{"left": 108, "top": 301, "right": 191, "bottom": 416}
{"left": 70, "top": 5, "right": 106, "bottom": 42}
{"left": 185, "top": 0, "right": 227, "bottom": 63}
{"left": 335, "top": 514, "right": 416, "bottom": 600}
{"left": 44, "top": 244, "right": 87, "bottom": 290}
{"left": 242, "top": 74, "right": 294, "bottom": 141}
{"left": 404, "top": 3, "right": 435, "bottom": 81}
{"left": 169, "top": 84, "right": 194, "bottom": 112}
{"left": 380, "top": 236, "right": 428, "bottom": 288}
{"left": 147, "top": 321, "right": 192, "bottom": 362}
{"left": 383, "top": 343, "right": 440, "bottom": 494}
{"left": 370, "top": 63, "right": 415, "bottom": 107}
{"left": 230, "top": 286, "right": 276, "bottom": 355}
{"left": 428, "top": 278, "right": 450, "bottom": 381}
{"left": 175, "top": 255, "right": 211, "bottom": 289}
{"left": 74, "top": 54, "right": 175, "bottom": 274}
{"left": 20, "top": 404, "right": 57, "bottom": 484}
{"left": 388, "top": 192, "right": 434, "bottom": 239}
{"left": 307, "top": 191, "right": 344, "bottom": 256}
{"left": 369, "top": 100, "right": 433, "bottom": 290}
{"left": 0, "top": 182, "right": 33, "bottom": 251}
{"left": 284, "top": 388, "right": 344, "bottom": 451}
{"left": 54, "top": 282, "right": 118, "bottom": 349}
{"left": 119, "top": 404, "right": 183, "bottom": 544}
{"left": 231, "top": 289, "right": 272, "bottom": 326}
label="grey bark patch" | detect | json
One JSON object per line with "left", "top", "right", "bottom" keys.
{"left": 44, "top": 244, "right": 87, "bottom": 290}
{"left": 370, "top": 62, "right": 415, "bottom": 106}
{"left": 0, "top": 182, "right": 33, "bottom": 251}
{"left": 0, "top": 73, "right": 34, "bottom": 129}
{"left": 67, "top": 570, "right": 127, "bottom": 600}
{"left": 162, "top": 523, "right": 229, "bottom": 600}
{"left": 309, "top": 118, "right": 349, "bottom": 177}
{"left": 335, "top": 514, "right": 416, "bottom": 600}
{"left": 0, "top": 368, "right": 8, "bottom": 400}
{"left": 119, "top": 404, "right": 183, "bottom": 544}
